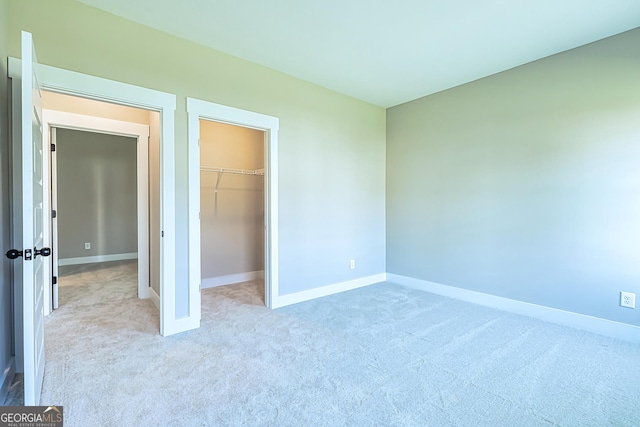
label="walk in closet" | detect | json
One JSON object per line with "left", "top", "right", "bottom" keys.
{"left": 200, "top": 120, "right": 265, "bottom": 291}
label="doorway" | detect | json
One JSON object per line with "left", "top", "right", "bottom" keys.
{"left": 199, "top": 120, "right": 265, "bottom": 297}
{"left": 7, "top": 33, "right": 178, "bottom": 405}
{"left": 8, "top": 57, "right": 181, "bottom": 339}
{"left": 54, "top": 128, "right": 139, "bottom": 307}
{"left": 42, "top": 93, "right": 160, "bottom": 313}
{"left": 186, "top": 97, "right": 280, "bottom": 324}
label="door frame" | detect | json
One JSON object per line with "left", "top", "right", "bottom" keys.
{"left": 186, "top": 98, "right": 280, "bottom": 316}
{"left": 9, "top": 58, "right": 179, "bottom": 336}
{"left": 42, "top": 109, "right": 153, "bottom": 314}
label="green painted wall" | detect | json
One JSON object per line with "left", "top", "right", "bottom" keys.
{"left": 10, "top": 0, "right": 635, "bottom": 334}
{"left": 387, "top": 28, "right": 640, "bottom": 327}
{"left": 7, "top": 0, "right": 387, "bottom": 316}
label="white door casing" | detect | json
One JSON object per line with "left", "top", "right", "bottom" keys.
{"left": 42, "top": 110, "right": 152, "bottom": 313}
{"left": 50, "top": 127, "right": 59, "bottom": 310}
{"left": 9, "top": 47, "right": 178, "bottom": 336}
{"left": 186, "top": 98, "right": 279, "bottom": 324}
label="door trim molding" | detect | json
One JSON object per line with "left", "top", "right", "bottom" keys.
{"left": 9, "top": 58, "right": 177, "bottom": 336}
{"left": 43, "top": 110, "right": 151, "bottom": 312}
{"left": 187, "top": 98, "right": 280, "bottom": 322}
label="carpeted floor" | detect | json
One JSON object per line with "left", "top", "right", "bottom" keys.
{"left": 10, "top": 262, "right": 640, "bottom": 425}
{"left": 57, "top": 260, "right": 139, "bottom": 307}
{"left": 2, "top": 260, "right": 140, "bottom": 407}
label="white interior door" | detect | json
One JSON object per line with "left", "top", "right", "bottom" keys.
{"left": 20, "top": 31, "right": 47, "bottom": 406}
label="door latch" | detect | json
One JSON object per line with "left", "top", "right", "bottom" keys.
{"left": 6, "top": 248, "right": 32, "bottom": 260}
{"left": 6, "top": 247, "right": 49, "bottom": 260}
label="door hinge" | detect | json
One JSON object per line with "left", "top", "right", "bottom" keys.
{"left": 52, "top": 209, "right": 57, "bottom": 219}
{"left": 52, "top": 276, "right": 57, "bottom": 285}
{"left": 51, "top": 143, "right": 56, "bottom": 152}
{"left": 161, "top": 230, "right": 164, "bottom": 237}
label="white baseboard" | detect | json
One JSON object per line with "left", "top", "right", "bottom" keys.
{"left": 0, "top": 357, "right": 15, "bottom": 405}
{"left": 138, "top": 285, "right": 151, "bottom": 300}
{"left": 273, "top": 273, "right": 387, "bottom": 309}
{"left": 387, "top": 273, "right": 640, "bottom": 343}
{"left": 149, "top": 286, "right": 160, "bottom": 311}
{"left": 59, "top": 252, "right": 138, "bottom": 266}
{"left": 202, "top": 270, "right": 264, "bottom": 289}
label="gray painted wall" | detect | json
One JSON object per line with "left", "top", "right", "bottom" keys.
{"left": 387, "top": 28, "right": 640, "bottom": 327}
{"left": 200, "top": 120, "right": 264, "bottom": 279}
{"left": 0, "top": 0, "right": 14, "bottom": 402}
{"left": 56, "top": 128, "right": 137, "bottom": 260}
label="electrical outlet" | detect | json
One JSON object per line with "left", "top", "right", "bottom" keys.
{"left": 620, "top": 291, "right": 636, "bottom": 309}
{"left": 85, "top": 242, "right": 91, "bottom": 250}
{"left": 349, "top": 259, "right": 356, "bottom": 270}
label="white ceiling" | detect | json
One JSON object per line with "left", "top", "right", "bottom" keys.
{"left": 78, "top": 0, "right": 640, "bottom": 108}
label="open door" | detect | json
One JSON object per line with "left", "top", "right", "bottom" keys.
{"left": 21, "top": 30, "right": 48, "bottom": 406}
{"left": 5, "top": 31, "right": 49, "bottom": 405}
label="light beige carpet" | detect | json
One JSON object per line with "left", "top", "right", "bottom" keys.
{"left": 57, "top": 260, "right": 139, "bottom": 307}
{"left": 29, "top": 262, "right": 640, "bottom": 426}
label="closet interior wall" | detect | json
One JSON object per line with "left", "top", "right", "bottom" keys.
{"left": 200, "top": 120, "right": 265, "bottom": 287}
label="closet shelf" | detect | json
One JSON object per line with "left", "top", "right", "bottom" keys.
{"left": 201, "top": 166, "right": 264, "bottom": 193}
{"left": 200, "top": 166, "right": 264, "bottom": 176}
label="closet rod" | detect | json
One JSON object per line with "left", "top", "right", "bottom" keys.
{"left": 200, "top": 166, "right": 264, "bottom": 176}
{"left": 201, "top": 166, "right": 264, "bottom": 193}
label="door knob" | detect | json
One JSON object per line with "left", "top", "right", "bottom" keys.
{"left": 5, "top": 249, "right": 23, "bottom": 259}
{"left": 34, "top": 247, "right": 51, "bottom": 258}
{"left": 5, "top": 248, "right": 33, "bottom": 260}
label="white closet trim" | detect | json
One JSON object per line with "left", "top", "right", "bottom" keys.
{"left": 187, "top": 97, "right": 279, "bottom": 311}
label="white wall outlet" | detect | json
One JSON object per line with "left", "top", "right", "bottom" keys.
{"left": 85, "top": 242, "right": 91, "bottom": 250}
{"left": 349, "top": 259, "right": 356, "bottom": 270}
{"left": 620, "top": 291, "right": 636, "bottom": 309}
